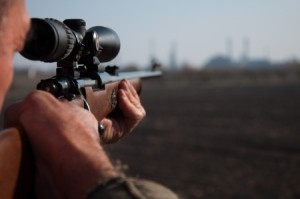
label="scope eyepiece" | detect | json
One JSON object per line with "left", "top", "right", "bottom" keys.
{"left": 21, "top": 18, "right": 76, "bottom": 62}
{"left": 20, "top": 18, "right": 121, "bottom": 63}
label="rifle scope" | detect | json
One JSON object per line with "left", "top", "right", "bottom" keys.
{"left": 20, "top": 18, "right": 120, "bottom": 63}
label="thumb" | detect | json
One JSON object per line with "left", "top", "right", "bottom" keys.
{"left": 3, "top": 101, "right": 23, "bottom": 128}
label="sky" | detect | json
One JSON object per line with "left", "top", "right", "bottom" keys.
{"left": 14, "top": 0, "right": 300, "bottom": 70}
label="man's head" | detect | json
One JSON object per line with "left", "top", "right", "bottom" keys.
{"left": 0, "top": 0, "right": 30, "bottom": 109}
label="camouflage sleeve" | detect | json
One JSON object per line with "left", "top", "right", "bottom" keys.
{"left": 87, "top": 177, "right": 179, "bottom": 199}
{"left": 87, "top": 177, "right": 138, "bottom": 199}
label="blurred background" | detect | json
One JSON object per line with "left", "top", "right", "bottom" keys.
{"left": 15, "top": 0, "right": 300, "bottom": 70}
{"left": 4, "top": 0, "right": 300, "bottom": 198}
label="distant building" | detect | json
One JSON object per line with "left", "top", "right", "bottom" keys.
{"left": 204, "top": 37, "right": 272, "bottom": 69}
{"left": 204, "top": 55, "right": 234, "bottom": 69}
{"left": 245, "top": 59, "right": 271, "bottom": 67}
{"left": 204, "top": 55, "right": 271, "bottom": 69}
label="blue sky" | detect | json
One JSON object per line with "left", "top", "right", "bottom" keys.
{"left": 15, "top": 0, "right": 300, "bottom": 69}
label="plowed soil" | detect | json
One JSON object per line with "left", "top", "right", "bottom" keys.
{"left": 106, "top": 71, "right": 300, "bottom": 199}
{"left": 3, "top": 69, "right": 300, "bottom": 199}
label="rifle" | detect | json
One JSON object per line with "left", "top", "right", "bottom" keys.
{"left": 0, "top": 18, "right": 161, "bottom": 198}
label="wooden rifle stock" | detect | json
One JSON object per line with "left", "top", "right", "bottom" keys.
{"left": 0, "top": 79, "right": 141, "bottom": 198}
{"left": 0, "top": 128, "right": 34, "bottom": 199}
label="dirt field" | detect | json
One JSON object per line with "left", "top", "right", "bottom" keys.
{"left": 3, "top": 67, "right": 300, "bottom": 199}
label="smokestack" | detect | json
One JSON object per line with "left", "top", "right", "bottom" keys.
{"left": 241, "top": 37, "right": 250, "bottom": 65}
{"left": 226, "top": 37, "right": 233, "bottom": 60}
{"left": 170, "top": 41, "right": 177, "bottom": 70}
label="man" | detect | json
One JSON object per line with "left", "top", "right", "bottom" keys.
{"left": 0, "top": 0, "right": 178, "bottom": 198}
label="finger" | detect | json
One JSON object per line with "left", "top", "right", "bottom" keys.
{"left": 118, "top": 89, "right": 146, "bottom": 120}
{"left": 125, "top": 79, "right": 139, "bottom": 98}
{"left": 118, "top": 90, "right": 138, "bottom": 116}
{"left": 119, "top": 80, "right": 139, "bottom": 102}
{"left": 3, "top": 90, "right": 58, "bottom": 129}
{"left": 3, "top": 101, "right": 23, "bottom": 128}
{"left": 100, "top": 118, "right": 124, "bottom": 144}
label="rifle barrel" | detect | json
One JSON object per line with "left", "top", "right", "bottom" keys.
{"left": 98, "top": 71, "right": 162, "bottom": 85}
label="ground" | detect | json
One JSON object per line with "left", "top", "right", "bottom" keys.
{"left": 3, "top": 67, "right": 300, "bottom": 199}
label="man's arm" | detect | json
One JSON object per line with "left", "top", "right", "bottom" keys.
{"left": 4, "top": 79, "right": 145, "bottom": 199}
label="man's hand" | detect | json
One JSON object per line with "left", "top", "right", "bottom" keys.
{"left": 5, "top": 91, "right": 116, "bottom": 199}
{"left": 101, "top": 79, "right": 146, "bottom": 143}
{"left": 4, "top": 79, "right": 146, "bottom": 199}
